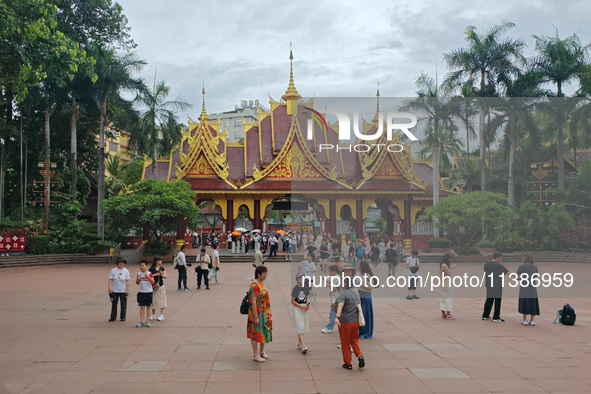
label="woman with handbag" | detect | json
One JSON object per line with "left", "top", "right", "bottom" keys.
{"left": 334, "top": 263, "right": 365, "bottom": 370}
{"left": 149, "top": 256, "right": 167, "bottom": 321}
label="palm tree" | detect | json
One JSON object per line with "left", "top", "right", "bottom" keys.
{"left": 402, "top": 72, "right": 460, "bottom": 234}
{"left": 92, "top": 47, "right": 146, "bottom": 239}
{"left": 419, "top": 131, "right": 464, "bottom": 174}
{"left": 444, "top": 20, "right": 525, "bottom": 192}
{"left": 105, "top": 155, "right": 127, "bottom": 195}
{"left": 133, "top": 74, "right": 192, "bottom": 179}
{"left": 533, "top": 29, "right": 590, "bottom": 189}
{"left": 449, "top": 157, "right": 480, "bottom": 192}
{"left": 489, "top": 68, "right": 545, "bottom": 205}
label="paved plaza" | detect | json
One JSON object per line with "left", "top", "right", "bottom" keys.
{"left": 0, "top": 260, "right": 590, "bottom": 393}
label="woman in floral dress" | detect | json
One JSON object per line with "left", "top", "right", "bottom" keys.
{"left": 248, "top": 265, "right": 272, "bottom": 362}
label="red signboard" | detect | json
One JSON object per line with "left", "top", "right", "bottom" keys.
{"left": 0, "top": 235, "right": 26, "bottom": 252}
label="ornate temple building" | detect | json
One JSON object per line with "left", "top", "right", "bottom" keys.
{"left": 142, "top": 52, "right": 453, "bottom": 248}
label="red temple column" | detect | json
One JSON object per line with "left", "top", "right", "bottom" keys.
{"left": 403, "top": 197, "right": 413, "bottom": 249}
{"left": 356, "top": 199, "right": 363, "bottom": 240}
{"left": 226, "top": 200, "right": 234, "bottom": 232}
{"left": 254, "top": 199, "right": 261, "bottom": 230}
{"left": 175, "top": 219, "right": 186, "bottom": 250}
{"left": 329, "top": 199, "right": 336, "bottom": 237}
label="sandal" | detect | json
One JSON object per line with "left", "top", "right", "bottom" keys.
{"left": 358, "top": 355, "right": 365, "bottom": 368}
{"left": 252, "top": 355, "right": 266, "bottom": 362}
{"left": 259, "top": 352, "right": 269, "bottom": 359}
{"left": 342, "top": 364, "right": 352, "bottom": 369}
{"left": 446, "top": 314, "right": 455, "bottom": 320}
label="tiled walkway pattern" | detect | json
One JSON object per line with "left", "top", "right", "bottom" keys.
{"left": 0, "top": 261, "right": 590, "bottom": 393}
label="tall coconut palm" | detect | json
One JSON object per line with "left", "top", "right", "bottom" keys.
{"left": 444, "top": 20, "right": 525, "bottom": 192}
{"left": 92, "top": 47, "right": 146, "bottom": 239}
{"left": 489, "top": 68, "right": 545, "bottom": 205}
{"left": 133, "top": 75, "right": 191, "bottom": 179}
{"left": 533, "top": 30, "right": 590, "bottom": 190}
{"left": 402, "top": 72, "right": 460, "bottom": 235}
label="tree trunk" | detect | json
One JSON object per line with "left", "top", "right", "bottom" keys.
{"left": 508, "top": 132, "right": 516, "bottom": 206}
{"left": 557, "top": 81, "right": 565, "bottom": 190}
{"left": 432, "top": 140, "right": 439, "bottom": 237}
{"left": 98, "top": 96, "right": 106, "bottom": 240}
{"left": 152, "top": 141, "right": 158, "bottom": 179}
{"left": 70, "top": 108, "right": 77, "bottom": 200}
{"left": 479, "top": 105, "right": 486, "bottom": 192}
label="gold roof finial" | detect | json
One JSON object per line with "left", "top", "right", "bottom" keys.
{"left": 372, "top": 81, "right": 381, "bottom": 124}
{"left": 282, "top": 42, "right": 301, "bottom": 101}
{"left": 199, "top": 79, "right": 209, "bottom": 122}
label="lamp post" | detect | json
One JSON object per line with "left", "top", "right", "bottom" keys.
{"left": 527, "top": 162, "right": 555, "bottom": 208}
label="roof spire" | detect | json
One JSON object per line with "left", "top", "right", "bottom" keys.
{"left": 282, "top": 42, "right": 301, "bottom": 110}
{"left": 372, "top": 81, "right": 381, "bottom": 124}
{"left": 199, "top": 79, "right": 209, "bottom": 122}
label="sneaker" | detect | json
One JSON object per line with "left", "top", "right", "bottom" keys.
{"left": 136, "top": 322, "right": 144, "bottom": 327}
{"left": 492, "top": 318, "right": 505, "bottom": 323}
{"left": 482, "top": 317, "right": 490, "bottom": 320}
{"left": 206, "top": 287, "right": 210, "bottom": 290}
{"left": 302, "top": 346, "right": 308, "bottom": 354}
{"left": 149, "top": 315, "right": 156, "bottom": 321}
{"left": 337, "top": 344, "right": 342, "bottom": 349}
{"left": 146, "top": 322, "right": 151, "bottom": 327}
{"left": 296, "top": 343, "right": 301, "bottom": 350}
{"left": 412, "top": 294, "right": 419, "bottom": 299}
{"left": 120, "top": 318, "right": 126, "bottom": 321}
{"left": 109, "top": 317, "right": 116, "bottom": 322}
{"left": 529, "top": 321, "right": 535, "bottom": 326}
{"left": 157, "top": 315, "right": 164, "bottom": 321}
{"left": 446, "top": 314, "right": 455, "bottom": 320}
{"left": 406, "top": 295, "right": 412, "bottom": 300}
{"left": 197, "top": 286, "right": 201, "bottom": 290}
{"left": 521, "top": 320, "right": 528, "bottom": 325}
{"left": 321, "top": 328, "right": 333, "bottom": 333}
{"left": 184, "top": 288, "right": 191, "bottom": 291}
{"left": 178, "top": 288, "right": 182, "bottom": 291}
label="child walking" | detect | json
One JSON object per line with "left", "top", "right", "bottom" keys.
{"left": 291, "top": 273, "right": 310, "bottom": 353}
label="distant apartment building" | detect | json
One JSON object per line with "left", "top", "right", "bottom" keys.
{"left": 210, "top": 100, "right": 267, "bottom": 143}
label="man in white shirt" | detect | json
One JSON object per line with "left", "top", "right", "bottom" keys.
{"left": 268, "top": 234, "right": 278, "bottom": 257}
{"left": 108, "top": 258, "right": 130, "bottom": 322}
{"left": 176, "top": 245, "right": 189, "bottom": 291}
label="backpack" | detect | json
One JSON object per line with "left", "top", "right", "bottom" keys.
{"left": 240, "top": 291, "right": 250, "bottom": 315}
{"left": 356, "top": 246, "right": 364, "bottom": 258}
{"left": 561, "top": 304, "right": 576, "bottom": 326}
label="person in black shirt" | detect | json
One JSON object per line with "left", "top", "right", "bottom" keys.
{"left": 482, "top": 252, "right": 509, "bottom": 322}
{"left": 306, "top": 242, "right": 317, "bottom": 261}
{"left": 291, "top": 274, "right": 310, "bottom": 353}
{"left": 385, "top": 243, "right": 398, "bottom": 278}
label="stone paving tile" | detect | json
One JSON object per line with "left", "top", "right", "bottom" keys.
{"left": 422, "top": 378, "right": 490, "bottom": 392}
{"left": 410, "top": 368, "right": 469, "bottom": 379}
{"left": 314, "top": 378, "right": 376, "bottom": 393}
{"left": 368, "top": 378, "right": 432, "bottom": 393}
{"left": 261, "top": 380, "right": 318, "bottom": 394}
{"left": 204, "top": 380, "right": 260, "bottom": 393}
{"left": 527, "top": 378, "right": 591, "bottom": 393}
{"left": 116, "top": 360, "right": 168, "bottom": 372}
{"left": 475, "top": 378, "right": 545, "bottom": 392}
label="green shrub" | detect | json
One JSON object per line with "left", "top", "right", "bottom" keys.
{"left": 144, "top": 240, "right": 172, "bottom": 256}
{"left": 25, "top": 235, "right": 52, "bottom": 254}
{"left": 429, "top": 238, "right": 451, "bottom": 248}
{"left": 82, "top": 234, "right": 102, "bottom": 244}
{"left": 454, "top": 246, "right": 481, "bottom": 255}
{"left": 495, "top": 232, "right": 532, "bottom": 252}
{"left": 475, "top": 240, "right": 495, "bottom": 248}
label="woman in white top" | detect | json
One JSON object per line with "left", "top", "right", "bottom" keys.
{"left": 406, "top": 250, "right": 420, "bottom": 300}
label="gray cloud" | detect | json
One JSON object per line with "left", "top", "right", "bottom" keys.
{"left": 117, "top": 0, "right": 591, "bottom": 120}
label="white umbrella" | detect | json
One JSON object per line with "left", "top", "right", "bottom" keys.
{"left": 251, "top": 229, "right": 261, "bottom": 233}
{"left": 234, "top": 227, "right": 248, "bottom": 233}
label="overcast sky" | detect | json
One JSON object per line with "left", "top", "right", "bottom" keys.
{"left": 117, "top": 0, "right": 591, "bottom": 119}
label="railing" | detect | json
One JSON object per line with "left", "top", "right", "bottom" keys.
{"left": 135, "top": 242, "right": 147, "bottom": 261}
{"left": 109, "top": 243, "right": 122, "bottom": 264}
